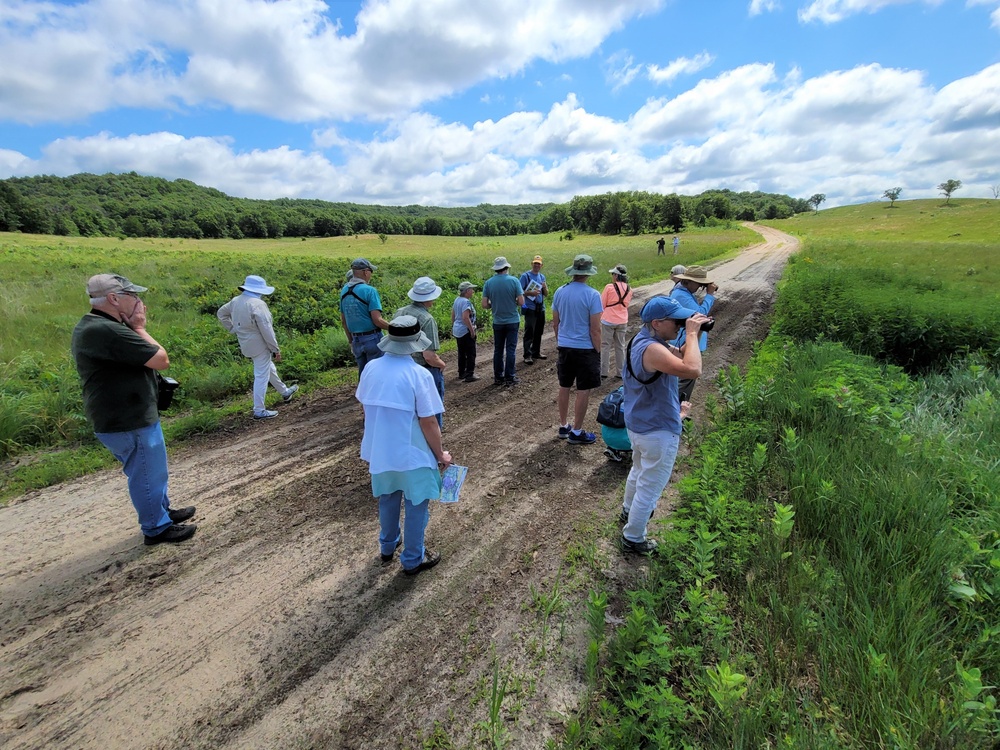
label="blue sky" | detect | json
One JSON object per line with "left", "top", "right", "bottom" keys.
{"left": 1, "top": 0, "right": 998, "bottom": 207}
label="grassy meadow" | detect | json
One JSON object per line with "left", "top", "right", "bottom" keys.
{"left": 562, "top": 200, "right": 1000, "bottom": 749}
{"left": 0, "top": 224, "right": 749, "bottom": 498}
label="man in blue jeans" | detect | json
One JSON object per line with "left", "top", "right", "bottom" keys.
{"left": 395, "top": 276, "right": 447, "bottom": 428}
{"left": 71, "top": 273, "right": 197, "bottom": 546}
{"left": 339, "top": 258, "right": 390, "bottom": 374}
{"left": 481, "top": 256, "right": 524, "bottom": 386}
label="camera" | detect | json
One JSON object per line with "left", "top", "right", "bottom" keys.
{"left": 700, "top": 317, "right": 715, "bottom": 332}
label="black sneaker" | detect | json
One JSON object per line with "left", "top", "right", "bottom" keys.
{"left": 534, "top": 353, "right": 547, "bottom": 360}
{"left": 403, "top": 550, "right": 442, "bottom": 576}
{"left": 144, "top": 524, "right": 197, "bottom": 546}
{"left": 494, "top": 378, "right": 505, "bottom": 386}
{"left": 504, "top": 377, "right": 520, "bottom": 387}
{"left": 380, "top": 539, "right": 402, "bottom": 563}
{"left": 618, "top": 508, "right": 654, "bottom": 525}
{"left": 621, "top": 535, "right": 658, "bottom": 555}
{"left": 464, "top": 374, "right": 481, "bottom": 382}
{"left": 567, "top": 429, "right": 597, "bottom": 445}
{"left": 558, "top": 424, "right": 572, "bottom": 439}
{"left": 167, "top": 506, "right": 196, "bottom": 523}
{"left": 523, "top": 356, "right": 534, "bottom": 365}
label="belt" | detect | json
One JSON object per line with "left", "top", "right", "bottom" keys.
{"left": 352, "top": 329, "right": 378, "bottom": 338}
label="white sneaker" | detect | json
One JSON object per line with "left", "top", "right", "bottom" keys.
{"left": 282, "top": 385, "right": 299, "bottom": 403}
{"left": 253, "top": 409, "right": 278, "bottom": 420}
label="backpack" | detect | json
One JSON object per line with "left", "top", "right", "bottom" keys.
{"left": 596, "top": 386, "right": 626, "bottom": 429}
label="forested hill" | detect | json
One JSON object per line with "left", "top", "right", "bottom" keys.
{"left": 0, "top": 172, "right": 808, "bottom": 240}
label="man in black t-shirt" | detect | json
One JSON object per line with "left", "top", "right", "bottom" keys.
{"left": 71, "top": 274, "right": 196, "bottom": 546}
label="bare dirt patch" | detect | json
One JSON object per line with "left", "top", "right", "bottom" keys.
{"left": 0, "top": 225, "right": 798, "bottom": 749}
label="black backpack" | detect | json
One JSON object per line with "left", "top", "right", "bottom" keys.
{"left": 596, "top": 386, "right": 626, "bottom": 429}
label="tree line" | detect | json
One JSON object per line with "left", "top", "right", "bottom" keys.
{"left": 0, "top": 172, "right": 810, "bottom": 240}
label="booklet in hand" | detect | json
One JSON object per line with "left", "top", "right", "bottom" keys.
{"left": 439, "top": 464, "right": 469, "bottom": 504}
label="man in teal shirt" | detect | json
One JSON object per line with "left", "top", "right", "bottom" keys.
{"left": 481, "top": 256, "right": 524, "bottom": 386}
{"left": 339, "top": 258, "right": 389, "bottom": 374}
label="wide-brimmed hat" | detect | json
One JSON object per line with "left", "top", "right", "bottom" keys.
{"left": 458, "top": 281, "right": 477, "bottom": 292}
{"left": 670, "top": 264, "right": 687, "bottom": 276}
{"left": 407, "top": 276, "right": 442, "bottom": 302}
{"left": 532, "top": 255, "right": 543, "bottom": 265}
{"left": 87, "top": 273, "right": 148, "bottom": 297}
{"left": 565, "top": 254, "right": 598, "bottom": 276}
{"left": 492, "top": 256, "right": 511, "bottom": 271}
{"left": 674, "top": 265, "right": 713, "bottom": 284}
{"left": 609, "top": 263, "right": 628, "bottom": 277}
{"left": 378, "top": 315, "right": 432, "bottom": 355}
{"left": 239, "top": 275, "right": 275, "bottom": 295}
{"left": 351, "top": 258, "right": 378, "bottom": 271}
{"left": 640, "top": 295, "right": 700, "bottom": 324}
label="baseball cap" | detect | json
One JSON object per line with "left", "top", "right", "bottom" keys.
{"left": 351, "top": 258, "right": 378, "bottom": 271}
{"left": 532, "top": 255, "right": 543, "bottom": 264}
{"left": 640, "top": 295, "right": 700, "bottom": 323}
{"left": 87, "top": 274, "right": 148, "bottom": 297}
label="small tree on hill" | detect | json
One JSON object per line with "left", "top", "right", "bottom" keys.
{"left": 882, "top": 187, "right": 902, "bottom": 207}
{"left": 808, "top": 193, "right": 826, "bottom": 213}
{"left": 938, "top": 179, "right": 962, "bottom": 204}
{"left": 991, "top": 185, "right": 1000, "bottom": 200}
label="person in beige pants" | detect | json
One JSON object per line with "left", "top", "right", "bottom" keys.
{"left": 600, "top": 264, "right": 633, "bottom": 379}
{"left": 217, "top": 275, "right": 298, "bottom": 420}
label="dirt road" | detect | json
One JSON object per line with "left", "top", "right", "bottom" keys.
{"left": 0, "top": 224, "right": 798, "bottom": 749}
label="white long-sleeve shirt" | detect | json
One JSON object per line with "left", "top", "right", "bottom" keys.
{"left": 217, "top": 292, "right": 280, "bottom": 358}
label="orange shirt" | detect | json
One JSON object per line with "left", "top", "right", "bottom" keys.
{"left": 600, "top": 282, "right": 632, "bottom": 325}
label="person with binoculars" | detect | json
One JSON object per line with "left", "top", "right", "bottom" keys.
{"left": 667, "top": 265, "right": 718, "bottom": 402}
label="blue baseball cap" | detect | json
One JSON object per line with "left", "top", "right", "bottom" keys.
{"left": 640, "top": 295, "right": 700, "bottom": 323}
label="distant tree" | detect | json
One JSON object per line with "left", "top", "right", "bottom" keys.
{"left": 882, "top": 187, "right": 902, "bottom": 207}
{"left": 992, "top": 185, "right": 1000, "bottom": 200}
{"left": 937, "top": 179, "right": 962, "bottom": 204}
{"left": 660, "top": 194, "right": 685, "bottom": 233}
{"left": 378, "top": 233, "right": 388, "bottom": 244}
{"left": 808, "top": 193, "right": 826, "bottom": 213}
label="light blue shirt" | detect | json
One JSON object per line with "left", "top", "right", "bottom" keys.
{"left": 552, "top": 280, "right": 603, "bottom": 349}
{"left": 482, "top": 273, "right": 522, "bottom": 325}
{"left": 623, "top": 328, "right": 682, "bottom": 436}
{"left": 340, "top": 280, "right": 383, "bottom": 333}
{"left": 668, "top": 285, "right": 715, "bottom": 351}
{"left": 519, "top": 270, "right": 546, "bottom": 311}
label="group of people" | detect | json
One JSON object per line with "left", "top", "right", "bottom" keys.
{"left": 70, "top": 250, "right": 721, "bottom": 566}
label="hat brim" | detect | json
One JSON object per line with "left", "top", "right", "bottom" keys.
{"left": 565, "top": 265, "right": 598, "bottom": 276}
{"left": 239, "top": 284, "right": 275, "bottom": 295}
{"left": 408, "top": 286, "right": 443, "bottom": 302}
{"left": 492, "top": 263, "right": 511, "bottom": 271}
{"left": 674, "top": 274, "right": 713, "bottom": 285}
{"left": 378, "top": 331, "right": 432, "bottom": 355}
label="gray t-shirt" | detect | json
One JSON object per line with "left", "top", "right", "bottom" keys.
{"left": 395, "top": 302, "right": 439, "bottom": 365}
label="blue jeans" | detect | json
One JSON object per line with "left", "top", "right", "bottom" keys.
{"left": 622, "top": 429, "right": 681, "bottom": 543}
{"left": 379, "top": 490, "right": 431, "bottom": 570}
{"left": 492, "top": 323, "right": 519, "bottom": 381}
{"left": 429, "top": 365, "right": 444, "bottom": 429}
{"left": 351, "top": 331, "right": 384, "bottom": 374}
{"left": 95, "top": 422, "right": 173, "bottom": 536}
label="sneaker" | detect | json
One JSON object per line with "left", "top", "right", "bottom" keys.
{"left": 558, "top": 424, "right": 572, "bottom": 439}
{"left": 380, "top": 539, "right": 402, "bottom": 563}
{"left": 464, "top": 374, "right": 481, "bottom": 383}
{"left": 523, "top": 356, "right": 534, "bottom": 365}
{"left": 403, "top": 549, "right": 442, "bottom": 576}
{"left": 567, "top": 429, "right": 597, "bottom": 445}
{"left": 167, "top": 506, "right": 196, "bottom": 523}
{"left": 504, "top": 377, "right": 520, "bottom": 387}
{"left": 621, "top": 535, "right": 659, "bottom": 555}
{"left": 604, "top": 448, "right": 624, "bottom": 463}
{"left": 282, "top": 385, "right": 299, "bottom": 403}
{"left": 534, "top": 354, "right": 547, "bottom": 360}
{"left": 494, "top": 379, "right": 505, "bottom": 386}
{"left": 144, "top": 524, "right": 197, "bottom": 546}
{"left": 253, "top": 409, "right": 278, "bottom": 420}
{"left": 618, "top": 508, "right": 654, "bottom": 525}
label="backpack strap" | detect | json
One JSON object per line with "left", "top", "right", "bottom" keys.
{"left": 612, "top": 282, "right": 631, "bottom": 307}
{"left": 625, "top": 334, "right": 661, "bottom": 385}
{"left": 340, "top": 284, "right": 369, "bottom": 307}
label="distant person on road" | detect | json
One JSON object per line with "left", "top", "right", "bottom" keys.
{"left": 668, "top": 265, "right": 718, "bottom": 402}
{"left": 71, "top": 274, "right": 197, "bottom": 546}
{"left": 672, "top": 235, "right": 680, "bottom": 255}
{"left": 356, "top": 315, "right": 452, "bottom": 576}
{"left": 481, "top": 257, "right": 524, "bottom": 386}
{"left": 217, "top": 275, "right": 298, "bottom": 420}
{"left": 519, "top": 255, "right": 549, "bottom": 365}
{"left": 452, "top": 281, "right": 480, "bottom": 382}
{"left": 600, "top": 263, "right": 632, "bottom": 380}
{"left": 396, "top": 277, "right": 447, "bottom": 429}
{"left": 619, "top": 296, "right": 707, "bottom": 555}
{"left": 339, "top": 258, "right": 390, "bottom": 375}
{"left": 551, "top": 254, "right": 604, "bottom": 445}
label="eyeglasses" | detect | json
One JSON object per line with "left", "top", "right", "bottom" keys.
{"left": 117, "top": 291, "right": 140, "bottom": 298}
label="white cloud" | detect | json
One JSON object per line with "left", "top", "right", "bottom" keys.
{"left": 749, "top": 0, "right": 781, "bottom": 16}
{"left": 605, "top": 52, "right": 644, "bottom": 91}
{"left": 647, "top": 53, "right": 715, "bottom": 85}
{"left": 967, "top": 0, "right": 1000, "bottom": 30}
{"left": 0, "top": 0, "right": 664, "bottom": 124}
{"left": 799, "top": 0, "right": 944, "bottom": 24}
